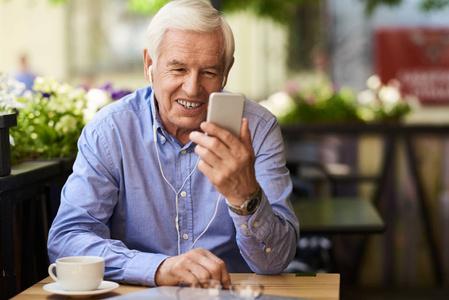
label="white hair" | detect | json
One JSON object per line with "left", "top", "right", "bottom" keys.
{"left": 145, "top": 0, "right": 235, "bottom": 70}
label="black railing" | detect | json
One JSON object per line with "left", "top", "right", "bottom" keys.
{"left": 0, "top": 157, "right": 74, "bottom": 300}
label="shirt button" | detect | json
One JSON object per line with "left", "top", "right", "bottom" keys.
{"left": 181, "top": 150, "right": 187, "bottom": 155}
{"left": 240, "top": 224, "right": 248, "bottom": 229}
{"left": 253, "top": 221, "right": 259, "bottom": 228}
{"left": 182, "top": 234, "right": 189, "bottom": 240}
{"left": 180, "top": 191, "right": 187, "bottom": 197}
{"left": 265, "top": 247, "right": 272, "bottom": 253}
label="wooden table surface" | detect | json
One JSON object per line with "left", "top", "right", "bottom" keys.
{"left": 11, "top": 273, "right": 340, "bottom": 300}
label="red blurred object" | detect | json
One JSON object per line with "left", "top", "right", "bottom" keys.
{"left": 374, "top": 27, "right": 449, "bottom": 105}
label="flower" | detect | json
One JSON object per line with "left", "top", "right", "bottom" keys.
{"left": 356, "top": 75, "right": 417, "bottom": 121}
{"left": 0, "top": 72, "right": 25, "bottom": 114}
{"left": 263, "top": 74, "right": 417, "bottom": 125}
{"left": 10, "top": 76, "right": 89, "bottom": 161}
{"left": 259, "top": 91, "right": 296, "bottom": 119}
{"left": 6, "top": 75, "right": 134, "bottom": 163}
{"left": 84, "top": 88, "right": 111, "bottom": 123}
{"left": 265, "top": 75, "right": 361, "bottom": 124}
{"left": 55, "top": 115, "right": 79, "bottom": 135}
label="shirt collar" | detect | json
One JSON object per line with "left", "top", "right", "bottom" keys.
{"left": 149, "top": 89, "right": 195, "bottom": 149}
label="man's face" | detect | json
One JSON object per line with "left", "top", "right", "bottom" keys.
{"left": 149, "top": 30, "right": 228, "bottom": 142}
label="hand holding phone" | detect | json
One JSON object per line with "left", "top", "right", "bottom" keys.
{"left": 206, "top": 92, "right": 245, "bottom": 138}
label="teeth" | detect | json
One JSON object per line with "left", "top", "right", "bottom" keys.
{"left": 177, "top": 100, "right": 201, "bottom": 109}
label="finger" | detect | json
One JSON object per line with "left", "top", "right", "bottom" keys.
{"left": 186, "top": 262, "right": 212, "bottom": 283}
{"left": 177, "top": 249, "right": 218, "bottom": 285}
{"left": 173, "top": 253, "right": 211, "bottom": 285}
{"left": 240, "top": 118, "right": 252, "bottom": 149}
{"left": 200, "top": 121, "right": 239, "bottom": 147}
{"left": 195, "top": 249, "right": 230, "bottom": 284}
{"left": 190, "top": 131, "right": 228, "bottom": 156}
{"left": 194, "top": 144, "right": 222, "bottom": 168}
{"left": 191, "top": 131, "right": 234, "bottom": 162}
{"left": 156, "top": 256, "right": 197, "bottom": 286}
{"left": 210, "top": 255, "right": 230, "bottom": 287}
{"left": 221, "top": 269, "right": 231, "bottom": 289}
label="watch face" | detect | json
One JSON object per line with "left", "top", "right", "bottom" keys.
{"left": 246, "top": 198, "right": 259, "bottom": 213}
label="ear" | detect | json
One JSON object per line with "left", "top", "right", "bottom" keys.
{"left": 143, "top": 49, "right": 153, "bottom": 83}
{"left": 222, "top": 57, "right": 235, "bottom": 88}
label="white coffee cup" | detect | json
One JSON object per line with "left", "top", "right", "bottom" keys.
{"left": 48, "top": 256, "right": 105, "bottom": 291}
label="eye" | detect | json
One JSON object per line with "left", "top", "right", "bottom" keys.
{"left": 171, "top": 68, "right": 186, "bottom": 74}
{"left": 203, "top": 71, "right": 217, "bottom": 78}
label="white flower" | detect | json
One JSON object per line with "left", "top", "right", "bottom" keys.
{"left": 357, "top": 90, "right": 377, "bottom": 107}
{"left": 33, "top": 76, "right": 60, "bottom": 94}
{"left": 378, "top": 86, "right": 401, "bottom": 113}
{"left": 366, "top": 75, "right": 382, "bottom": 90}
{"left": 378, "top": 86, "right": 401, "bottom": 104}
{"left": 0, "top": 72, "right": 26, "bottom": 114}
{"left": 259, "top": 91, "right": 296, "bottom": 118}
{"left": 86, "top": 88, "right": 110, "bottom": 111}
{"left": 83, "top": 88, "right": 111, "bottom": 123}
{"left": 82, "top": 107, "right": 97, "bottom": 124}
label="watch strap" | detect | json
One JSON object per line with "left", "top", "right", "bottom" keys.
{"left": 225, "top": 185, "right": 262, "bottom": 215}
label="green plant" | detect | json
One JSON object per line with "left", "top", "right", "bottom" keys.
{"left": 9, "top": 77, "right": 130, "bottom": 163}
{"left": 260, "top": 74, "right": 416, "bottom": 124}
{"left": 359, "top": 0, "right": 449, "bottom": 15}
{"left": 356, "top": 75, "right": 417, "bottom": 122}
{"left": 10, "top": 77, "right": 88, "bottom": 161}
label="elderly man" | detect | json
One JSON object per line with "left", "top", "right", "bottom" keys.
{"left": 48, "top": 0, "right": 299, "bottom": 288}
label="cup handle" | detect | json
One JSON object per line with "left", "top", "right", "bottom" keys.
{"left": 48, "top": 263, "right": 58, "bottom": 282}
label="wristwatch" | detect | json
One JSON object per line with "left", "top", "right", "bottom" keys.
{"left": 225, "top": 185, "right": 262, "bottom": 215}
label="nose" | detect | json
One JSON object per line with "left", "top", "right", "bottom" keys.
{"left": 183, "top": 72, "right": 202, "bottom": 97}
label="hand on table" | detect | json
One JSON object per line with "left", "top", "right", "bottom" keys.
{"left": 189, "top": 118, "right": 258, "bottom": 206}
{"left": 155, "top": 248, "right": 230, "bottom": 287}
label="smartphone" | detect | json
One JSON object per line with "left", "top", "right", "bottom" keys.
{"left": 207, "top": 92, "right": 245, "bottom": 138}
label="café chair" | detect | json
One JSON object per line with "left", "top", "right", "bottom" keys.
{"left": 285, "top": 160, "right": 338, "bottom": 274}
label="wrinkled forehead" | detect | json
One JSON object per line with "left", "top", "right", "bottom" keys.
{"left": 159, "top": 29, "right": 226, "bottom": 65}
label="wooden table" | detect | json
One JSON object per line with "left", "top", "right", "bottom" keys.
{"left": 11, "top": 273, "right": 340, "bottom": 300}
{"left": 293, "top": 197, "right": 385, "bottom": 234}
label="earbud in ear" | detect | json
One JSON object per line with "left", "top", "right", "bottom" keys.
{"left": 222, "top": 76, "right": 226, "bottom": 89}
{"left": 148, "top": 66, "right": 153, "bottom": 84}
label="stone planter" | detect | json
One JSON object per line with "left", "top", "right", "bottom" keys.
{"left": 0, "top": 113, "right": 17, "bottom": 176}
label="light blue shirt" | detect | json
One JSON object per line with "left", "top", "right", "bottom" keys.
{"left": 48, "top": 86, "right": 299, "bottom": 286}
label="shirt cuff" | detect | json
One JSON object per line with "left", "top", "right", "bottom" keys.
{"left": 228, "top": 193, "right": 274, "bottom": 242}
{"left": 123, "top": 252, "right": 169, "bottom": 286}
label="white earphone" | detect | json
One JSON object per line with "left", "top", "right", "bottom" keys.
{"left": 148, "top": 66, "right": 153, "bottom": 85}
{"left": 153, "top": 124, "right": 221, "bottom": 255}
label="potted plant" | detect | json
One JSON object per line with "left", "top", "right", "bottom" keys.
{"left": 9, "top": 77, "right": 132, "bottom": 163}
{"left": 0, "top": 73, "right": 24, "bottom": 176}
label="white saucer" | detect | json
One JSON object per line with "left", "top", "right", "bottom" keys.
{"left": 43, "top": 280, "right": 119, "bottom": 298}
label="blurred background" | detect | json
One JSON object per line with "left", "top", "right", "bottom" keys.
{"left": 2, "top": 0, "right": 449, "bottom": 298}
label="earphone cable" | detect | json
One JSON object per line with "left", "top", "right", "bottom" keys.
{"left": 154, "top": 124, "right": 200, "bottom": 255}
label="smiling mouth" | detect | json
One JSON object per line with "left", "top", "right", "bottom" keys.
{"left": 177, "top": 100, "right": 202, "bottom": 109}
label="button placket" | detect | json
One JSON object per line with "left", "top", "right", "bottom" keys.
{"left": 177, "top": 147, "right": 195, "bottom": 253}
